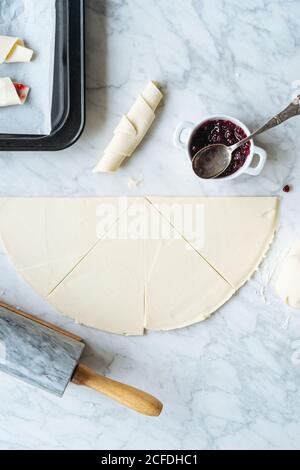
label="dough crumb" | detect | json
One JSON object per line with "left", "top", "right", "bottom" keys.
{"left": 128, "top": 175, "right": 143, "bottom": 189}
{"left": 276, "top": 240, "right": 300, "bottom": 309}
{"left": 280, "top": 314, "right": 291, "bottom": 330}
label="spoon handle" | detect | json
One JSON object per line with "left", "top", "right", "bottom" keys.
{"left": 231, "top": 96, "right": 300, "bottom": 151}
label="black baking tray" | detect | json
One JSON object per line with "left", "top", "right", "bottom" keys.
{"left": 0, "top": 0, "right": 85, "bottom": 151}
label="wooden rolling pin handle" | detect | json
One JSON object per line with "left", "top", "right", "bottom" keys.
{"left": 72, "top": 363, "right": 163, "bottom": 417}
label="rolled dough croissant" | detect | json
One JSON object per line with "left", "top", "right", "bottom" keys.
{"left": 93, "top": 81, "right": 163, "bottom": 173}
{"left": 0, "top": 77, "right": 30, "bottom": 107}
{"left": 0, "top": 35, "right": 33, "bottom": 64}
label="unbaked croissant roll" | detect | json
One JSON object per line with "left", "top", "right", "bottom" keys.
{"left": 0, "top": 35, "right": 33, "bottom": 64}
{"left": 93, "top": 81, "right": 163, "bottom": 173}
{"left": 0, "top": 77, "right": 30, "bottom": 106}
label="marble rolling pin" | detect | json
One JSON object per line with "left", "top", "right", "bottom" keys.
{"left": 0, "top": 303, "right": 163, "bottom": 417}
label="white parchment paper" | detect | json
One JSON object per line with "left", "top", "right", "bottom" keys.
{"left": 0, "top": 0, "right": 56, "bottom": 135}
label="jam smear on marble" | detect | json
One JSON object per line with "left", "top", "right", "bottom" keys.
{"left": 189, "top": 119, "right": 251, "bottom": 177}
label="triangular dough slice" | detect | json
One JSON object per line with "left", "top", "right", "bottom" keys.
{"left": 144, "top": 200, "right": 234, "bottom": 330}
{"left": 0, "top": 198, "right": 136, "bottom": 297}
{"left": 48, "top": 212, "right": 145, "bottom": 336}
{"left": 145, "top": 236, "right": 234, "bottom": 331}
{"left": 147, "top": 197, "right": 279, "bottom": 289}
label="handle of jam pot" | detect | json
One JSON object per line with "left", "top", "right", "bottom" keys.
{"left": 243, "top": 146, "right": 267, "bottom": 176}
{"left": 173, "top": 121, "right": 195, "bottom": 150}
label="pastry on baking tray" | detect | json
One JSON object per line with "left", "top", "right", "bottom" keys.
{"left": 0, "top": 77, "right": 30, "bottom": 106}
{"left": 0, "top": 35, "right": 33, "bottom": 64}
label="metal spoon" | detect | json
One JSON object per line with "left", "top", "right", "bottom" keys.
{"left": 192, "top": 96, "right": 300, "bottom": 180}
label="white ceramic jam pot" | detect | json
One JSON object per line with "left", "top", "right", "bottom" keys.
{"left": 174, "top": 115, "right": 267, "bottom": 181}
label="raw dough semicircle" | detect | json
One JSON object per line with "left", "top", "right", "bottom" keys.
{"left": 0, "top": 197, "right": 278, "bottom": 335}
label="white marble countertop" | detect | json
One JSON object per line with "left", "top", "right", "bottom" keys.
{"left": 0, "top": 0, "right": 300, "bottom": 450}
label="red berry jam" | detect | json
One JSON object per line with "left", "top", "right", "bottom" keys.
{"left": 14, "top": 83, "right": 26, "bottom": 91}
{"left": 13, "top": 83, "right": 27, "bottom": 100}
{"left": 189, "top": 119, "right": 251, "bottom": 177}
